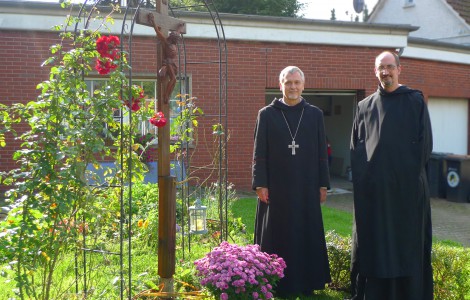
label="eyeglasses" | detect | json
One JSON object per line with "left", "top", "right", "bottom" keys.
{"left": 376, "top": 64, "right": 397, "bottom": 72}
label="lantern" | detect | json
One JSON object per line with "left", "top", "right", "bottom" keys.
{"left": 189, "top": 199, "right": 207, "bottom": 234}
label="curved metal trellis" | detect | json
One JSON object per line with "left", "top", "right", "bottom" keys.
{"left": 169, "top": 0, "right": 229, "bottom": 255}
{"left": 71, "top": 0, "right": 228, "bottom": 298}
{"left": 71, "top": 3, "right": 136, "bottom": 298}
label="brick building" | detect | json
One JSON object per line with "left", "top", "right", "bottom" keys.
{"left": 1, "top": 1, "right": 470, "bottom": 193}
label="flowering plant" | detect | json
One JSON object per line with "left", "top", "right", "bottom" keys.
{"left": 194, "top": 242, "right": 286, "bottom": 300}
{"left": 150, "top": 111, "right": 167, "bottom": 127}
{"left": 95, "top": 35, "right": 120, "bottom": 75}
{"left": 123, "top": 84, "right": 145, "bottom": 112}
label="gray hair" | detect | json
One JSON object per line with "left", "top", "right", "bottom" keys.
{"left": 279, "top": 66, "right": 305, "bottom": 83}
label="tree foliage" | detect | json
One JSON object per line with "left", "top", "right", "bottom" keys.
{"left": 168, "top": 0, "right": 305, "bottom": 17}
{"left": 84, "top": 0, "right": 305, "bottom": 18}
{"left": 330, "top": 8, "right": 336, "bottom": 21}
{"left": 362, "top": 4, "right": 370, "bottom": 22}
{"left": 211, "top": 0, "right": 304, "bottom": 17}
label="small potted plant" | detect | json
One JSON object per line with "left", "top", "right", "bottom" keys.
{"left": 194, "top": 241, "right": 286, "bottom": 300}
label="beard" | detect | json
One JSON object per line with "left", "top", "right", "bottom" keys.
{"left": 380, "top": 76, "right": 393, "bottom": 88}
{"left": 286, "top": 92, "right": 300, "bottom": 100}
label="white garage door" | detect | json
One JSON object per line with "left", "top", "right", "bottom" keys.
{"left": 427, "top": 98, "right": 468, "bottom": 155}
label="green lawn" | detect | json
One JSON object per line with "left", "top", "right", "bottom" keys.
{"left": 231, "top": 197, "right": 353, "bottom": 238}
{"left": 231, "top": 196, "right": 461, "bottom": 246}
{"left": 321, "top": 205, "right": 353, "bottom": 236}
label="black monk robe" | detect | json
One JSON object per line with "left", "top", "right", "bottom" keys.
{"left": 350, "top": 85, "right": 433, "bottom": 300}
{"left": 252, "top": 98, "right": 331, "bottom": 297}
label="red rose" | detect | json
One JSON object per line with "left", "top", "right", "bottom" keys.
{"left": 107, "top": 35, "right": 120, "bottom": 59}
{"left": 150, "top": 111, "right": 167, "bottom": 127}
{"left": 96, "top": 35, "right": 120, "bottom": 60}
{"left": 95, "top": 57, "right": 117, "bottom": 75}
{"left": 123, "top": 85, "right": 144, "bottom": 111}
{"left": 125, "top": 98, "right": 140, "bottom": 112}
{"left": 96, "top": 36, "right": 109, "bottom": 57}
{"left": 95, "top": 58, "right": 111, "bottom": 75}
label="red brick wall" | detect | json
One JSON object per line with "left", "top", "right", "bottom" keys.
{"left": 1, "top": 30, "right": 470, "bottom": 193}
{"left": 0, "top": 31, "right": 55, "bottom": 181}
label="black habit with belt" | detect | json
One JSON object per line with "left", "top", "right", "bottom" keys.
{"left": 349, "top": 85, "right": 433, "bottom": 300}
{"left": 252, "top": 98, "right": 331, "bottom": 296}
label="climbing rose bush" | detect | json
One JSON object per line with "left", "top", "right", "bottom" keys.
{"left": 194, "top": 242, "right": 286, "bottom": 299}
{"left": 123, "top": 84, "right": 145, "bottom": 112}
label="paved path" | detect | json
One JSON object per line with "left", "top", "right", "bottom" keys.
{"left": 325, "top": 177, "right": 470, "bottom": 247}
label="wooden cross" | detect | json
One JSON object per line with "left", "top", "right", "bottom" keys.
{"left": 136, "top": 5, "right": 186, "bottom": 36}
{"left": 288, "top": 140, "right": 299, "bottom": 155}
{"left": 137, "top": 0, "right": 186, "bottom": 294}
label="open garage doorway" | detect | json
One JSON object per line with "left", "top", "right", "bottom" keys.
{"left": 265, "top": 89, "right": 358, "bottom": 178}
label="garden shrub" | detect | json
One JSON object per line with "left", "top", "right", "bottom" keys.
{"left": 325, "top": 230, "right": 351, "bottom": 291}
{"left": 432, "top": 242, "right": 470, "bottom": 300}
{"left": 323, "top": 231, "right": 470, "bottom": 299}
{"left": 122, "top": 182, "right": 161, "bottom": 249}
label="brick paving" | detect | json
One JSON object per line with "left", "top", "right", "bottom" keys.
{"left": 325, "top": 177, "right": 470, "bottom": 247}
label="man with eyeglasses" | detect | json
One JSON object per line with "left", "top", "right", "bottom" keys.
{"left": 347, "top": 51, "right": 433, "bottom": 300}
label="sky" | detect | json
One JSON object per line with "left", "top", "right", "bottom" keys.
{"left": 299, "top": 0, "right": 379, "bottom": 21}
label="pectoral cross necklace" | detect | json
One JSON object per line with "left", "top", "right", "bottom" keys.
{"left": 281, "top": 108, "right": 304, "bottom": 155}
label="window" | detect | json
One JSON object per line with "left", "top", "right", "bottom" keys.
{"left": 86, "top": 79, "right": 121, "bottom": 138}
{"left": 85, "top": 77, "right": 190, "bottom": 140}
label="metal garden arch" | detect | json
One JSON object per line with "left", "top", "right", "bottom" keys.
{"left": 72, "top": 0, "right": 227, "bottom": 298}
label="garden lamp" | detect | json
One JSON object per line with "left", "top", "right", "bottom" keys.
{"left": 189, "top": 198, "right": 207, "bottom": 234}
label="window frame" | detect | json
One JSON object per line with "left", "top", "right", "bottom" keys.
{"left": 85, "top": 76, "right": 191, "bottom": 143}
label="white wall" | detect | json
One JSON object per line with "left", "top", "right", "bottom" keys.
{"left": 369, "top": 0, "right": 470, "bottom": 43}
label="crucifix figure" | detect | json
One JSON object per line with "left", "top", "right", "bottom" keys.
{"left": 288, "top": 140, "right": 299, "bottom": 155}
{"left": 137, "top": 4, "right": 186, "bottom": 104}
{"left": 147, "top": 14, "right": 184, "bottom": 104}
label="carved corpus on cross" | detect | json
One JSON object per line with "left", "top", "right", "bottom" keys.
{"left": 137, "top": 0, "right": 187, "bottom": 104}
{"left": 136, "top": 0, "right": 186, "bottom": 295}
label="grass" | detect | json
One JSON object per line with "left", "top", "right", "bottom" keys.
{"left": 230, "top": 197, "right": 257, "bottom": 236}
{"left": 231, "top": 196, "right": 466, "bottom": 247}
{"left": 231, "top": 197, "right": 353, "bottom": 238}
{"left": 320, "top": 206, "right": 353, "bottom": 237}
